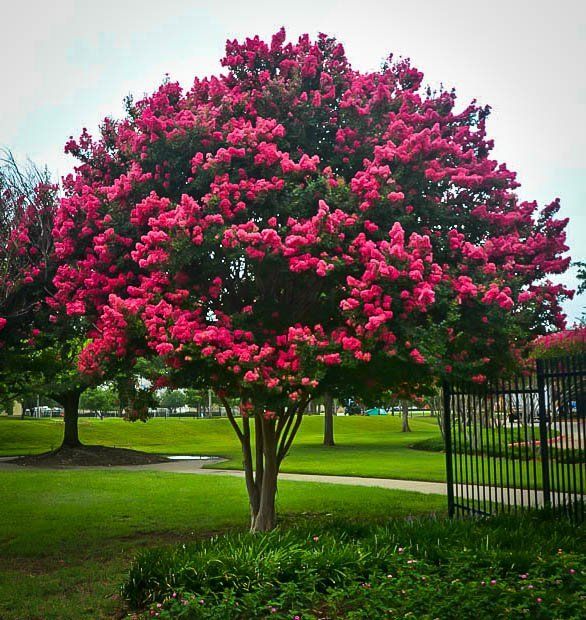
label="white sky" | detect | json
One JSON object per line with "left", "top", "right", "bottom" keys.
{"left": 1, "top": 0, "right": 584, "bottom": 321}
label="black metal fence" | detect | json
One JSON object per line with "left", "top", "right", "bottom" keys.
{"left": 444, "top": 354, "right": 585, "bottom": 522}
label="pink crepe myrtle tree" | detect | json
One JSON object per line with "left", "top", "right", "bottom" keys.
{"left": 53, "top": 30, "right": 571, "bottom": 530}
{"left": 532, "top": 327, "right": 586, "bottom": 359}
{"left": 0, "top": 150, "right": 54, "bottom": 341}
{"left": 0, "top": 150, "right": 57, "bottom": 397}
{"left": 0, "top": 151, "right": 96, "bottom": 447}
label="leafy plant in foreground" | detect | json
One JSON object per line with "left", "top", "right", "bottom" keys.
{"left": 123, "top": 514, "right": 585, "bottom": 619}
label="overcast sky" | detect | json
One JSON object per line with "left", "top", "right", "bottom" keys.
{"left": 1, "top": 0, "right": 584, "bottom": 321}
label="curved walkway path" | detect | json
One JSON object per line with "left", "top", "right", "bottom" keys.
{"left": 149, "top": 461, "right": 449, "bottom": 495}
{"left": 115, "top": 462, "right": 566, "bottom": 507}
{"left": 0, "top": 455, "right": 447, "bottom": 495}
{"left": 4, "top": 457, "right": 577, "bottom": 507}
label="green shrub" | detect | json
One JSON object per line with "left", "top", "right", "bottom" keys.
{"left": 122, "top": 513, "right": 586, "bottom": 619}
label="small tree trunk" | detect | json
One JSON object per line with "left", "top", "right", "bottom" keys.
{"left": 250, "top": 420, "right": 278, "bottom": 532}
{"left": 323, "top": 392, "right": 335, "bottom": 447}
{"left": 60, "top": 391, "right": 82, "bottom": 448}
{"left": 221, "top": 395, "right": 309, "bottom": 533}
{"left": 401, "top": 401, "right": 411, "bottom": 433}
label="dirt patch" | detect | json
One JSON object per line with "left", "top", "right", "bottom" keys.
{"left": 13, "top": 445, "right": 169, "bottom": 467}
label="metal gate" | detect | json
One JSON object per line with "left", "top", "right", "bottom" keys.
{"left": 444, "top": 354, "right": 585, "bottom": 521}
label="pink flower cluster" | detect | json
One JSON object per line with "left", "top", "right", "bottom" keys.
{"left": 50, "top": 29, "right": 572, "bottom": 395}
{"left": 0, "top": 181, "right": 57, "bottom": 346}
{"left": 532, "top": 327, "right": 586, "bottom": 359}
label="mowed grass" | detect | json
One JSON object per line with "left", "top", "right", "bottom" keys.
{"left": 0, "top": 416, "right": 573, "bottom": 489}
{"left": 0, "top": 469, "right": 445, "bottom": 620}
{"left": 0, "top": 414, "right": 448, "bottom": 481}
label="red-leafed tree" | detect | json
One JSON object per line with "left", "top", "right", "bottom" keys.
{"left": 54, "top": 30, "right": 571, "bottom": 530}
{"left": 532, "top": 327, "right": 586, "bottom": 359}
{"left": 0, "top": 150, "right": 54, "bottom": 342}
{"left": 0, "top": 151, "right": 94, "bottom": 446}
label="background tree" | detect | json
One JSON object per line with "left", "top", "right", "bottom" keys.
{"left": 184, "top": 387, "right": 207, "bottom": 415}
{"left": 0, "top": 149, "right": 54, "bottom": 353}
{"left": 20, "top": 331, "right": 91, "bottom": 446}
{"left": 323, "top": 392, "right": 335, "bottom": 447}
{"left": 0, "top": 150, "right": 94, "bottom": 448}
{"left": 80, "top": 384, "right": 119, "bottom": 416}
{"left": 575, "top": 261, "right": 586, "bottom": 296}
{"left": 54, "top": 30, "right": 571, "bottom": 531}
{"left": 532, "top": 327, "right": 586, "bottom": 359}
{"left": 159, "top": 389, "right": 187, "bottom": 415}
{"left": 574, "top": 261, "right": 586, "bottom": 325}
{"left": 400, "top": 401, "right": 412, "bottom": 433}
{"left": 422, "top": 385, "right": 446, "bottom": 439}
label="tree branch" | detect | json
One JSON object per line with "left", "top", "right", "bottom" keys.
{"left": 254, "top": 409, "right": 264, "bottom": 488}
{"left": 277, "top": 396, "right": 310, "bottom": 464}
{"left": 241, "top": 413, "right": 259, "bottom": 510}
{"left": 276, "top": 402, "right": 296, "bottom": 440}
{"left": 218, "top": 393, "right": 244, "bottom": 444}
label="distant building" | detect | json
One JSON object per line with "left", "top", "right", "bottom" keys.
{"left": 0, "top": 402, "right": 22, "bottom": 416}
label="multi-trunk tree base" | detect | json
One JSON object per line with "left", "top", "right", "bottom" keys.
{"left": 220, "top": 395, "right": 309, "bottom": 533}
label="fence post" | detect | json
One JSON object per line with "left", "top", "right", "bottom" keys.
{"left": 536, "top": 359, "right": 551, "bottom": 508}
{"left": 443, "top": 381, "right": 455, "bottom": 518}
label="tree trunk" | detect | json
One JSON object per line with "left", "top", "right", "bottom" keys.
{"left": 401, "top": 401, "right": 411, "bottom": 433}
{"left": 60, "top": 391, "right": 82, "bottom": 448}
{"left": 323, "top": 392, "right": 335, "bottom": 446}
{"left": 250, "top": 418, "right": 278, "bottom": 532}
{"left": 219, "top": 394, "right": 309, "bottom": 533}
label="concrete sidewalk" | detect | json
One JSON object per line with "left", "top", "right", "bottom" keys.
{"left": 105, "top": 459, "right": 450, "bottom": 495}
{"left": 4, "top": 457, "right": 579, "bottom": 507}
{"left": 0, "top": 455, "right": 447, "bottom": 494}
{"left": 130, "top": 463, "right": 575, "bottom": 507}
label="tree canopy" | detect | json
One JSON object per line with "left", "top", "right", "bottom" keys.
{"left": 28, "top": 30, "right": 573, "bottom": 528}
{"left": 0, "top": 152, "right": 93, "bottom": 446}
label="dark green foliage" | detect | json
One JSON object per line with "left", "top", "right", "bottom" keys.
{"left": 158, "top": 389, "right": 187, "bottom": 413}
{"left": 575, "top": 261, "right": 586, "bottom": 297}
{"left": 411, "top": 430, "right": 585, "bottom": 465}
{"left": 80, "top": 384, "right": 119, "bottom": 414}
{"left": 123, "top": 513, "right": 586, "bottom": 619}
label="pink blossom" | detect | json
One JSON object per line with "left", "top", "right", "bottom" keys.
{"left": 42, "top": 30, "right": 573, "bottom": 515}
{"left": 410, "top": 348, "right": 425, "bottom": 364}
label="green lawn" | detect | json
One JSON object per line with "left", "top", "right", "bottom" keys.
{"left": 1, "top": 416, "right": 579, "bottom": 491}
{"left": 1, "top": 416, "right": 582, "bottom": 618}
{"left": 0, "top": 469, "right": 445, "bottom": 620}
{"left": 0, "top": 414, "right": 448, "bottom": 481}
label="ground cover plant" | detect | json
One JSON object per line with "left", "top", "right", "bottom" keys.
{"left": 0, "top": 469, "right": 444, "bottom": 620}
{"left": 124, "top": 513, "right": 586, "bottom": 619}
